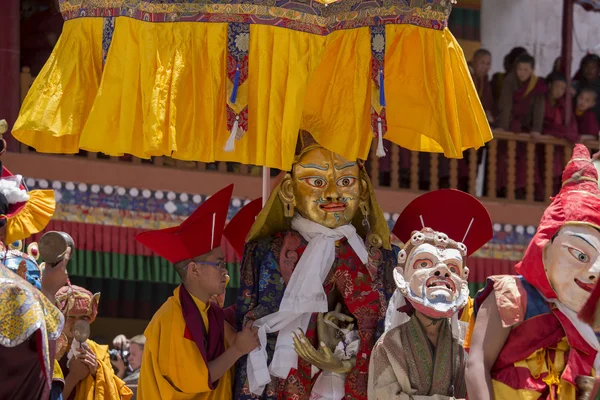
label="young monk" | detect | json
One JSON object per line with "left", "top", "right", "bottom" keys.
{"left": 135, "top": 184, "right": 260, "bottom": 399}
{"left": 575, "top": 87, "right": 599, "bottom": 138}
{"left": 471, "top": 49, "right": 494, "bottom": 123}
{"left": 541, "top": 73, "right": 579, "bottom": 195}
{"left": 55, "top": 285, "right": 132, "bottom": 400}
{"left": 496, "top": 54, "right": 547, "bottom": 198}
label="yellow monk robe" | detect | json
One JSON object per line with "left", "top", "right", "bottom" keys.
{"left": 138, "top": 286, "right": 233, "bottom": 400}
{"left": 67, "top": 340, "right": 133, "bottom": 400}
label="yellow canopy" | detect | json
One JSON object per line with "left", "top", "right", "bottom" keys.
{"left": 14, "top": 0, "right": 492, "bottom": 171}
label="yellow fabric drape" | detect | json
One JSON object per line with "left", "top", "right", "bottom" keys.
{"left": 14, "top": 18, "right": 492, "bottom": 170}
{"left": 6, "top": 189, "right": 56, "bottom": 244}
{"left": 138, "top": 286, "right": 233, "bottom": 400}
{"left": 72, "top": 340, "right": 133, "bottom": 400}
{"left": 14, "top": 18, "right": 104, "bottom": 154}
{"left": 383, "top": 25, "right": 491, "bottom": 157}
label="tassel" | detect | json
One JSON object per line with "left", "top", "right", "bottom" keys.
{"left": 224, "top": 116, "right": 239, "bottom": 152}
{"left": 376, "top": 117, "right": 386, "bottom": 158}
{"left": 230, "top": 64, "right": 240, "bottom": 104}
{"left": 379, "top": 67, "right": 386, "bottom": 107}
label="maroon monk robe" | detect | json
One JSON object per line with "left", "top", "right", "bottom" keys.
{"left": 179, "top": 284, "right": 226, "bottom": 389}
{"left": 540, "top": 96, "right": 579, "bottom": 196}
{"left": 496, "top": 77, "right": 547, "bottom": 196}
{"left": 0, "top": 333, "right": 56, "bottom": 400}
{"left": 577, "top": 109, "right": 600, "bottom": 137}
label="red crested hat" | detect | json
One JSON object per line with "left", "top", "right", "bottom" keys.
{"left": 516, "top": 145, "right": 600, "bottom": 309}
{"left": 135, "top": 185, "right": 234, "bottom": 263}
{"left": 392, "top": 189, "right": 493, "bottom": 256}
{"left": 223, "top": 197, "right": 262, "bottom": 259}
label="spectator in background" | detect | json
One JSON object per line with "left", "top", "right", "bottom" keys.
{"left": 573, "top": 53, "right": 600, "bottom": 124}
{"left": 496, "top": 54, "right": 547, "bottom": 198}
{"left": 575, "top": 87, "right": 600, "bottom": 138}
{"left": 541, "top": 73, "right": 579, "bottom": 195}
{"left": 122, "top": 335, "right": 145, "bottom": 400}
{"left": 491, "top": 46, "right": 528, "bottom": 106}
{"left": 471, "top": 48, "right": 495, "bottom": 123}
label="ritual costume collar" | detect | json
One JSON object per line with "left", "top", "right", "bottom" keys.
{"left": 247, "top": 130, "right": 391, "bottom": 249}
{"left": 0, "top": 161, "right": 55, "bottom": 244}
{"left": 178, "top": 284, "right": 225, "bottom": 390}
{"left": 135, "top": 184, "right": 234, "bottom": 263}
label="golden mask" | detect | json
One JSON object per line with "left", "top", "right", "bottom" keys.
{"left": 281, "top": 147, "right": 364, "bottom": 229}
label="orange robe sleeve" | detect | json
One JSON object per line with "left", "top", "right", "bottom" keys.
{"left": 73, "top": 340, "right": 133, "bottom": 400}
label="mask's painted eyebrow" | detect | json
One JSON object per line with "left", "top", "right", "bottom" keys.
{"left": 569, "top": 233, "right": 598, "bottom": 251}
{"left": 299, "top": 163, "right": 328, "bottom": 171}
{"left": 334, "top": 162, "right": 357, "bottom": 170}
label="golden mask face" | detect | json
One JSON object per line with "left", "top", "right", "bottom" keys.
{"left": 289, "top": 147, "right": 362, "bottom": 229}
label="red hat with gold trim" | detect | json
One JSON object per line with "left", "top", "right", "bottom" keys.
{"left": 517, "top": 145, "right": 600, "bottom": 306}
{"left": 392, "top": 189, "right": 493, "bottom": 256}
{"left": 223, "top": 197, "right": 262, "bottom": 258}
{"left": 135, "top": 184, "right": 234, "bottom": 263}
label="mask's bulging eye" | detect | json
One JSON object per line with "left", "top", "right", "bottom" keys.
{"left": 414, "top": 258, "right": 433, "bottom": 270}
{"left": 568, "top": 247, "right": 590, "bottom": 263}
{"left": 336, "top": 177, "right": 357, "bottom": 187}
{"left": 302, "top": 177, "right": 327, "bottom": 188}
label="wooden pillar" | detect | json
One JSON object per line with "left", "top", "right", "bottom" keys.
{"left": 0, "top": 0, "right": 20, "bottom": 151}
{"left": 561, "top": 0, "right": 574, "bottom": 127}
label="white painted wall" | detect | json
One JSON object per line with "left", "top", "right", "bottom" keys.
{"left": 481, "top": 0, "right": 600, "bottom": 76}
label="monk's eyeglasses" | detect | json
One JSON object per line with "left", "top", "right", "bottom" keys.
{"left": 196, "top": 260, "right": 226, "bottom": 270}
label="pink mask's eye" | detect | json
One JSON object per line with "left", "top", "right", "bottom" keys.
{"left": 414, "top": 259, "right": 433, "bottom": 269}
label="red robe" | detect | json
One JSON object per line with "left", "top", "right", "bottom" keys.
{"left": 497, "top": 77, "right": 547, "bottom": 193}
{"left": 540, "top": 96, "right": 579, "bottom": 195}
{"left": 576, "top": 109, "right": 600, "bottom": 137}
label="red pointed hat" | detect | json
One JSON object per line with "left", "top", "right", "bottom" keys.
{"left": 392, "top": 189, "right": 493, "bottom": 256}
{"left": 223, "top": 197, "right": 262, "bottom": 258}
{"left": 509, "top": 145, "right": 600, "bottom": 322}
{"left": 135, "top": 185, "right": 234, "bottom": 263}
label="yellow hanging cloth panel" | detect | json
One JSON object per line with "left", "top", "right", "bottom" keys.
{"left": 13, "top": 0, "right": 493, "bottom": 170}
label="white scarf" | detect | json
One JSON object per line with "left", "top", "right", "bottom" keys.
{"left": 247, "top": 215, "right": 369, "bottom": 395}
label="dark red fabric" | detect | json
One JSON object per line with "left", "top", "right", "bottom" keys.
{"left": 473, "top": 74, "right": 494, "bottom": 115}
{"left": 542, "top": 96, "right": 579, "bottom": 142}
{"left": 392, "top": 189, "right": 493, "bottom": 256}
{"left": 223, "top": 198, "right": 262, "bottom": 259}
{"left": 576, "top": 109, "right": 600, "bottom": 136}
{"left": 510, "top": 78, "right": 548, "bottom": 133}
{"left": 179, "top": 285, "right": 226, "bottom": 390}
{"left": 0, "top": 335, "right": 50, "bottom": 400}
{"left": 135, "top": 185, "right": 233, "bottom": 263}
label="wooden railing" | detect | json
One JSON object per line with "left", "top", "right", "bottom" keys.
{"left": 18, "top": 67, "right": 600, "bottom": 203}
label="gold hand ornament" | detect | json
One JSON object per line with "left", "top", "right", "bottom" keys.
{"left": 292, "top": 329, "right": 354, "bottom": 374}
{"left": 317, "top": 303, "right": 354, "bottom": 351}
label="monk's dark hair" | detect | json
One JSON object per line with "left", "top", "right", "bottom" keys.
{"left": 580, "top": 53, "right": 600, "bottom": 69}
{"left": 547, "top": 72, "right": 567, "bottom": 84}
{"left": 579, "top": 86, "right": 598, "bottom": 99}
{"left": 515, "top": 54, "right": 536, "bottom": 69}
{"left": 473, "top": 48, "right": 491, "bottom": 59}
{"left": 504, "top": 47, "right": 528, "bottom": 71}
